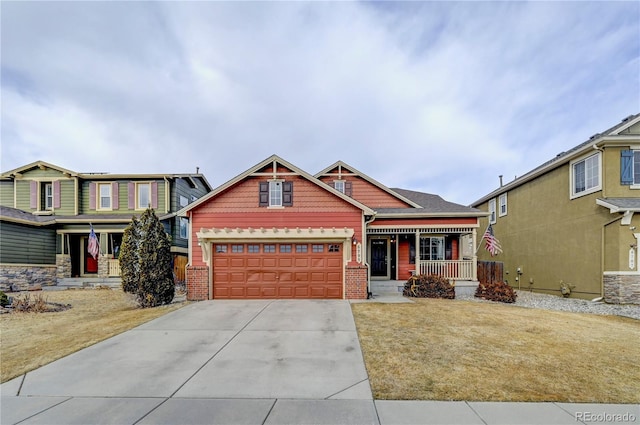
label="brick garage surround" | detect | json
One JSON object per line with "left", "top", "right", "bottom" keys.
{"left": 603, "top": 273, "right": 640, "bottom": 305}
{"left": 186, "top": 265, "right": 209, "bottom": 301}
{"left": 345, "top": 264, "right": 368, "bottom": 299}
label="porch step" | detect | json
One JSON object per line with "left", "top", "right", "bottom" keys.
{"left": 370, "top": 281, "right": 405, "bottom": 294}
{"left": 55, "top": 278, "right": 122, "bottom": 289}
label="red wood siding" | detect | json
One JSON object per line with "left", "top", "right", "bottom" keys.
{"left": 319, "top": 173, "right": 409, "bottom": 209}
{"left": 190, "top": 174, "right": 364, "bottom": 267}
{"left": 199, "top": 176, "right": 357, "bottom": 213}
{"left": 398, "top": 240, "right": 414, "bottom": 280}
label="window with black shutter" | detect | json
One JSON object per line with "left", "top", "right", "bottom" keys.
{"left": 282, "top": 181, "right": 293, "bottom": 206}
{"left": 259, "top": 182, "right": 269, "bottom": 206}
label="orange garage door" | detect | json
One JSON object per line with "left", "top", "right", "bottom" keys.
{"left": 212, "top": 242, "right": 343, "bottom": 299}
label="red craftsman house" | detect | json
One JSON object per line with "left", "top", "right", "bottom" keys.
{"left": 182, "top": 155, "right": 486, "bottom": 300}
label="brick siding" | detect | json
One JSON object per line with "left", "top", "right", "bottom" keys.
{"left": 345, "top": 264, "right": 368, "bottom": 299}
{"left": 186, "top": 265, "right": 209, "bottom": 301}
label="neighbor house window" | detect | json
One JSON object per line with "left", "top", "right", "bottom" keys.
{"left": 43, "top": 183, "right": 53, "bottom": 210}
{"left": 97, "top": 183, "right": 112, "bottom": 210}
{"left": 137, "top": 183, "right": 151, "bottom": 209}
{"left": 635, "top": 151, "right": 640, "bottom": 185}
{"left": 179, "top": 217, "right": 188, "bottom": 239}
{"left": 571, "top": 152, "right": 601, "bottom": 198}
{"left": 334, "top": 180, "right": 345, "bottom": 193}
{"left": 498, "top": 193, "right": 507, "bottom": 217}
{"left": 179, "top": 195, "right": 188, "bottom": 208}
{"left": 420, "top": 237, "right": 444, "bottom": 261}
{"left": 488, "top": 199, "right": 497, "bottom": 224}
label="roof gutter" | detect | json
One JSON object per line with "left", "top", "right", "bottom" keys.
{"left": 471, "top": 137, "right": 613, "bottom": 206}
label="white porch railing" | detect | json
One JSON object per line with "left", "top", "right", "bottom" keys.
{"left": 108, "top": 259, "right": 121, "bottom": 277}
{"left": 419, "top": 260, "right": 474, "bottom": 280}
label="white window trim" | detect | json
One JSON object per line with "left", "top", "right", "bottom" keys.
{"left": 268, "top": 179, "right": 284, "bottom": 208}
{"left": 97, "top": 182, "right": 112, "bottom": 211}
{"left": 488, "top": 198, "right": 497, "bottom": 224}
{"left": 498, "top": 193, "right": 507, "bottom": 217}
{"left": 136, "top": 182, "right": 151, "bottom": 210}
{"left": 570, "top": 152, "right": 602, "bottom": 199}
{"left": 631, "top": 150, "right": 640, "bottom": 189}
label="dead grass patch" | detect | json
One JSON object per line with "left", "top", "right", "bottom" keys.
{"left": 0, "top": 289, "right": 187, "bottom": 383}
{"left": 352, "top": 298, "right": 640, "bottom": 402}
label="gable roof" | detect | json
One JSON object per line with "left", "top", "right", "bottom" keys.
{"left": 179, "top": 155, "right": 375, "bottom": 216}
{"left": 471, "top": 112, "right": 640, "bottom": 207}
{"left": 1, "top": 160, "right": 79, "bottom": 178}
{"left": 1, "top": 160, "right": 212, "bottom": 191}
{"left": 315, "top": 161, "right": 422, "bottom": 208}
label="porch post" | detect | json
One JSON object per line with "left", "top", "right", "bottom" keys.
{"left": 472, "top": 228, "right": 478, "bottom": 281}
{"left": 415, "top": 232, "right": 420, "bottom": 275}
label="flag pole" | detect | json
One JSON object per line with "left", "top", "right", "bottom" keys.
{"left": 475, "top": 222, "right": 491, "bottom": 254}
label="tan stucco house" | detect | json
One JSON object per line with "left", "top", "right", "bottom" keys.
{"left": 471, "top": 113, "right": 640, "bottom": 304}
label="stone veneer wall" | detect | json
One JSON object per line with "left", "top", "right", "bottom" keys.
{"left": 97, "top": 255, "right": 110, "bottom": 278}
{"left": 603, "top": 273, "right": 640, "bottom": 305}
{"left": 56, "top": 255, "right": 71, "bottom": 279}
{"left": 0, "top": 264, "right": 57, "bottom": 292}
{"left": 186, "top": 265, "right": 209, "bottom": 301}
{"left": 345, "top": 264, "right": 368, "bottom": 299}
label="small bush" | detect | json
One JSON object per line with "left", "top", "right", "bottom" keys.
{"left": 403, "top": 274, "right": 455, "bottom": 299}
{"left": 0, "top": 291, "right": 9, "bottom": 307}
{"left": 475, "top": 281, "right": 517, "bottom": 303}
{"left": 13, "top": 293, "right": 49, "bottom": 312}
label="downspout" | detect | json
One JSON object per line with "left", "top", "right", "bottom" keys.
{"left": 163, "top": 177, "right": 170, "bottom": 214}
{"left": 599, "top": 214, "right": 624, "bottom": 302}
{"left": 364, "top": 213, "right": 377, "bottom": 298}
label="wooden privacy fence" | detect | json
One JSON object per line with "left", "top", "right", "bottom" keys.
{"left": 173, "top": 255, "right": 188, "bottom": 283}
{"left": 477, "top": 261, "right": 503, "bottom": 284}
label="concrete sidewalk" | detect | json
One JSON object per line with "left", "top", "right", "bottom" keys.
{"left": 1, "top": 300, "right": 638, "bottom": 424}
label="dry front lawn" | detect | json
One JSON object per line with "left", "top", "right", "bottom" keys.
{"left": 352, "top": 298, "right": 640, "bottom": 403}
{"left": 0, "top": 289, "right": 186, "bottom": 383}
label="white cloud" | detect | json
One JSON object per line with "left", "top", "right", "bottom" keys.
{"left": 1, "top": 1, "right": 638, "bottom": 204}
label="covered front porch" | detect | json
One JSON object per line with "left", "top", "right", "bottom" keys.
{"left": 366, "top": 225, "right": 479, "bottom": 283}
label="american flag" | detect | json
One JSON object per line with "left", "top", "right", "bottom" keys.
{"left": 484, "top": 224, "right": 502, "bottom": 256}
{"left": 88, "top": 225, "right": 100, "bottom": 260}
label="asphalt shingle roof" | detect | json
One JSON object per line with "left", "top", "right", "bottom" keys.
{"left": 386, "top": 188, "right": 483, "bottom": 214}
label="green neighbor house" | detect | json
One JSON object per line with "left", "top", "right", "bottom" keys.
{"left": 0, "top": 161, "right": 211, "bottom": 291}
{"left": 471, "top": 113, "right": 640, "bottom": 304}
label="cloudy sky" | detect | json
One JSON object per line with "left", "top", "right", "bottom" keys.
{"left": 2, "top": 1, "right": 638, "bottom": 205}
